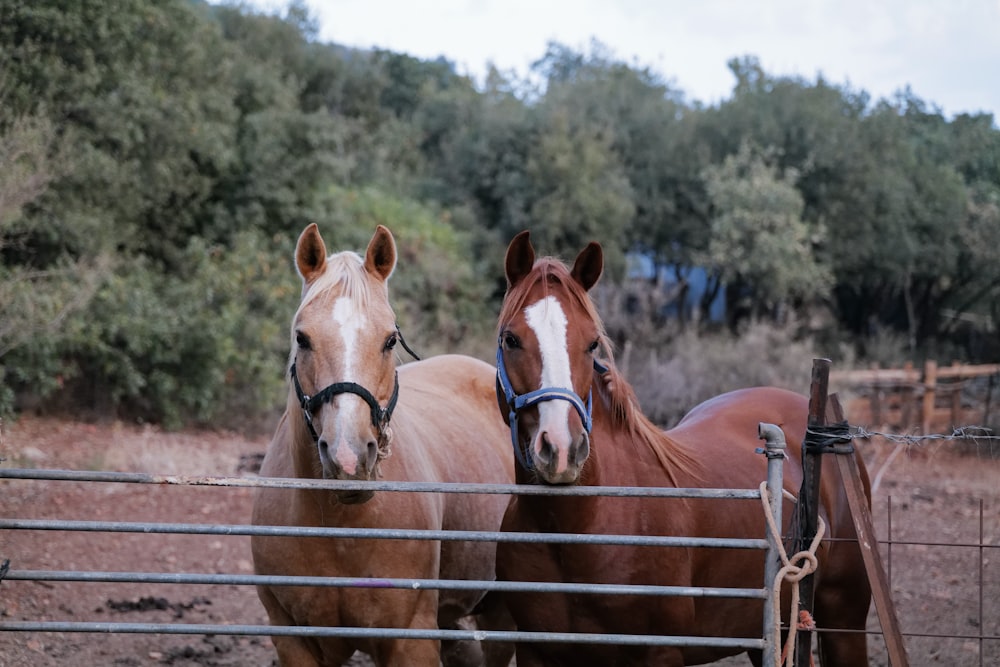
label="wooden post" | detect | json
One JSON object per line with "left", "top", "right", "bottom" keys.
{"left": 793, "top": 358, "right": 830, "bottom": 667}
{"left": 869, "top": 362, "right": 882, "bottom": 426}
{"left": 829, "top": 394, "right": 910, "bottom": 666}
{"left": 900, "top": 361, "right": 914, "bottom": 428}
{"left": 921, "top": 360, "right": 937, "bottom": 433}
{"left": 949, "top": 362, "right": 963, "bottom": 427}
{"left": 985, "top": 373, "right": 995, "bottom": 427}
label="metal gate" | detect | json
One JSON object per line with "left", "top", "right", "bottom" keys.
{"left": 0, "top": 424, "right": 789, "bottom": 663}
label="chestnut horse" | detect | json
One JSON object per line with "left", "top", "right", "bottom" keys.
{"left": 251, "top": 224, "right": 514, "bottom": 667}
{"left": 494, "top": 231, "right": 871, "bottom": 666}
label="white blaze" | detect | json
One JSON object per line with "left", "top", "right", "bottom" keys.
{"left": 330, "top": 296, "right": 363, "bottom": 474}
{"left": 524, "top": 296, "right": 574, "bottom": 468}
{"left": 332, "top": 296, "right": 361, "bottom": 374}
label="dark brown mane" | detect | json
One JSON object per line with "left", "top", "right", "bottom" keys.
{"left": 595, "top": 362, "right": 704, "bottom": 485}
{"left": 499, "top": 257, "right": 702, "bottom": 485}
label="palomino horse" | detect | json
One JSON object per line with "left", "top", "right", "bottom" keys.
{"left": 251, "top": 224, "right": 514, "bottom": 667}
{"left": 494, "top": 231, "right": 871, "bottom": 666}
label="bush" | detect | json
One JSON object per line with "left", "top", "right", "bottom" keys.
{"left": 618, "top": 321, "right": 853, "bottom": 427}
{"left": 315, "top": 185, "right": 498, "bottom": 358}
{"left": 19, "top": 230, "right": 296, "bottom": 430}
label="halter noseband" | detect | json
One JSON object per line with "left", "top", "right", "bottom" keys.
{"left": 289, "top": 327, "right": 419, "bottom": 445}
{"left": 496, "top": 339, "right": 604, "bottom": 471}
{"left": 290, "top": 362, "right": 399, "bottom": 444}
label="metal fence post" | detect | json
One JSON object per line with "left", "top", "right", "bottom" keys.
{"left": 758, "top": 422, "right": 787, "bottom": 667}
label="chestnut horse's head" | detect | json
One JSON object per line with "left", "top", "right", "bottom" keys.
{"left": 288, "top": 223, "right": 401, "bottom": 503}
{"left": 496, "top": 231, "right": 606, "bottom": 485}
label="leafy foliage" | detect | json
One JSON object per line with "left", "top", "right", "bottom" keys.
{"left": 1, "top": 1, "right": 998, "bottom": 426}
{"left": 701, "top": 143, "right": 832, "bottom": 329}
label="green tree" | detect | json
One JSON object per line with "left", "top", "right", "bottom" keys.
{"left": 419, "top": 65, "right": 535, "bottom": 263}
{"left": 525, "top": 109, "right": 634, "bottom": 276}
{"left": 0, "top": 104, "right": 112, "bottom": 413}
{"left": 315, "top": 185, "right": 495, "bottom": 354}
{"left": 532, "top": 41, "right": 708, "bottom": 286}
{"left": 700, "top": 143, "right": 832, "bottom": 330}
{"left": 823, "top": 96, "right": 970, "bottom": 350}
{"left": 0, "top": 0, "right": 240, "bottom": 266}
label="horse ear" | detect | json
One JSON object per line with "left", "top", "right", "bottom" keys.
{"left": 505, "top": 230, "right": 535, "bottom": 288}
{"left": 365, "top": 224, "right": 397, "bottom": 282}
{"left": 296, "top": 223, "right": 327, "bottom": 285}
{"left": 570, "top": 241, "right": 604, "bottom": 291}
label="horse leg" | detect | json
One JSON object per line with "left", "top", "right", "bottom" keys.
{"left": 440, "top": 615, "right": 484, "bottom": 667}
{"left": 439, "top": 613, "right": 515, "bottom": 667}
{"left": 511, "top": 643, "right": 548, "bottom": 667}
{"left": 257, "top": 586, "right": 346, "bottom": 666}
{"left": 270, "top": 635, "right": 324, "bottom": 666}
{"left": 646, "top": 646, "right": 686, "bottom": 666}
{"left": 472, "top": 590, "right": 516, "bottom": 667}
{"left": 375, "top": 638, "right": 441, "bottom": 667}
{"left": 817, "top": 625, "right": 869, "bottom": 667}
{"left": 814, "top": 581, "right": 871, "bottom": 666}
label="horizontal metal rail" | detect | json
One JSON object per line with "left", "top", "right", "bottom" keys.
{"left": 0, "top": 518, "right": 767, "bottom": 549}
{"left": 0, "top": 621, "right": 764, "bottom": 650}
{"left": 4, "top": 569, "right": 766, "bottom": 599}
{"left": 0, "top": 464, "right": 778, "bottom": 656}
{"left": 0, "top": 468, "right": 763, "bottom": 499}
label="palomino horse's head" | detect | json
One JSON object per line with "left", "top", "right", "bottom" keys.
{"left": 288, "top": 223, "right": 401, "bottom": 503}
{"left": 496, "top": 231, "right": 605, "bottom": 485}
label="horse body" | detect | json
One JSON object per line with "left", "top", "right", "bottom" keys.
{"left": 251, "top": 224, "right": 513, "bottom": 667}
{"left": 495, "top": 231, "right": 871, "bottom": 667}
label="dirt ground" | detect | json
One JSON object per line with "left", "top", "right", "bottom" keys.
{"left": 1, "top": 415, "right": 997, "bottom": 666}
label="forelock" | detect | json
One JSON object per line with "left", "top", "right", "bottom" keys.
{"left": 289, "top": 251, "right": 388, "bottom": 362}
{"left": 498, "top": 257, "right": 603, "bottom": 335}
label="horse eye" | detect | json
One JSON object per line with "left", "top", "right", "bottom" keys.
{"left": 587, "top": 340, "right": 599, "bottom": 353}
{"left": 384, "top": 333, "right": 398, "bottom": 351}
{"left": 503, "top": 332, "right": 520, "bottom": 350}
{"left": 296, "top": 331, "right": 311, "bottom": 350}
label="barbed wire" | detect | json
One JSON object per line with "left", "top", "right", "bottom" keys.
{"left": 828, "top": 425, "right": 1000, "bottom": 445}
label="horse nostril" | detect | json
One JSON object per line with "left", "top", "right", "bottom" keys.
{"left": 366, "top": 441, "right": 378, "bottom": 472}
{"left": 573, "top": 433, "right": 590, "bottom": 467}
{"left": 317, "top": 438, "right": 329, "bottom": 455}
{"left": 536, "top": 432, "right": 554, "bottom": 466}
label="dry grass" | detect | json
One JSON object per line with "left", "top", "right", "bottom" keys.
{"left": 615, "top": 322, "right": 852, "bottom": 427}
{"left": 99, "top": 423, "right": 255, "bottom": 475}
{"left": 0, "top": 417, "right": 265, "bottom": 476}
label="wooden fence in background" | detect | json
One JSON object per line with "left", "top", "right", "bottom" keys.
{"left": 830, "top": 361, "right": 1000, "bottom": 433}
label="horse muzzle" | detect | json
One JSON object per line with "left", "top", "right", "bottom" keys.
{"left": 531, "top": 428, "right": 590, "bottom": 485}
{"left": 318, "top": 436, "right": 380, "bottom": 498}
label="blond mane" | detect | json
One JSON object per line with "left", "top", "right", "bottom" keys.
{"left": 499, "top": 257, "right": 702, "bottom": 485}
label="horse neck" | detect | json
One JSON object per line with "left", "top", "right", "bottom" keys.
{"left": 582, "top": 370, "right": 695, "bottom": 488}
{"left": 578, "top": 389, "right": 616, "bottom": 486}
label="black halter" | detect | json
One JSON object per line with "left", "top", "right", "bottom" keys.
{"left": 290, "top": 362, "right": 400, "bottom": 443}
{"left": 290, "top": 327, "right": 419, "bottom": 443}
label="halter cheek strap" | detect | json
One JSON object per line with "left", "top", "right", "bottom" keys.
{"left": 496, "top": 342, "right": 601, "bottom": 471}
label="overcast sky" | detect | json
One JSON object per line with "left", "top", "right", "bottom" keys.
{"left": 248, "top": 0, "right": 1000, "bottom": 120}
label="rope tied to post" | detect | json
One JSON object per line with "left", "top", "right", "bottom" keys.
{"left": 758, "top": 482, "right": 826, "bottom": 667}
{"left": 803, "top": 421, "right": 854, "bottom": 455}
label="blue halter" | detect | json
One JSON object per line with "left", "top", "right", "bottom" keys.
{"left": 495, "top": 340, "right": 599, "bottom": 471}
